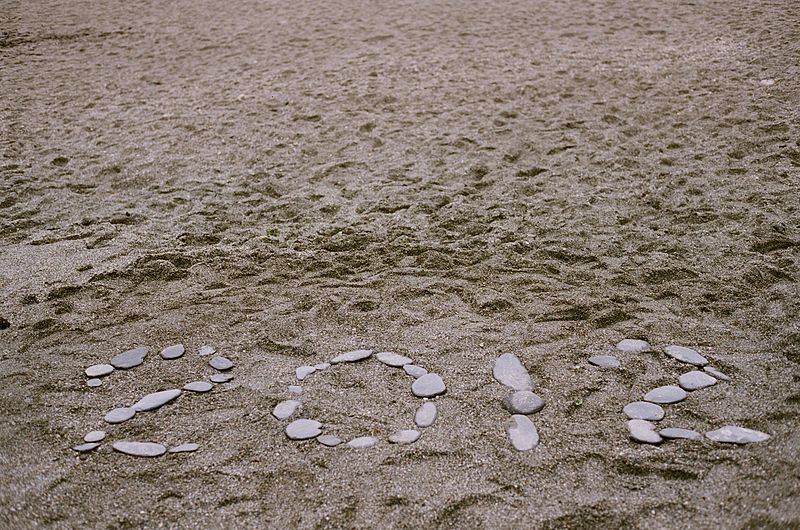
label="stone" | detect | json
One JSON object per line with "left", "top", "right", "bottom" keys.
{"left": 72, "top": 443, "right": 100, "bottom": 453}
{"left": 87, "top": 378, "right": 103, "bottom": 387}
{"left": 113, "top": 441, "right": 167, "bottom": 457}
{"left": 160, "top": 344, "right": 185, "bottom": 360}
{"left": 318, "top": 435, "right": 342, "bottom": 447}
{"left": 272, "top": 400, "right": 301, "bottom": 420}
{"left": 415, "top": 402, "right": 437, "bottom": 428}
{"left": 660, "top": 428, "right": 702, "bottom": 440}
{"left": 588, "top": 355, "right": 620, "bottom": 368}
{"left": 288, "top": 385, "right": 302, "bottom": 394}
{"left": 664, "top": 345, "right": 708, "bottom": 366}
{"left": 210, "top": 373, "right": 233, "bottom": 383}
{"left": 403, "top": 365, "right": 428, "bottom": 378}
{"left": 313, "top": 363, "right": 331, "bottom": 371}
{"left": 704, "top": 366, "right": 730, "bottom": 381}
{"left": 411, "top": 373, "right": 446, "bottom": 397}
{"left": 376, "top": 352, "right": 413, "bottom": 367}
{"left": 508, "top": 415, "right": 539, "bottom": 451}
{"left": 198, "top": 345, "right": 216, "bottom": 356}
{"left": 678, "top": 370, "right": 718, "bottom": 391}
{"left": 389, "top": 430, "right": 420, "bottom": 444}
{"left": 616, "top": 339, "right": 651, "bottom": 353}
{"left": 623, "top": 401, "right": 665, "bottom": 421}
{"left": 504, "top": 391, "right": 545, "bottom": 415}
{"left": 209, "top": 356, "right": 234, "bottom": 371}
{"left": 85, "top": 364, "right": 114, "bottom": 378}
{"left": 330, "top": 349, "right": 373, "bottom": 364}
{"left": 183, "top": 381, "right": 213, "bottom": 393}
{"left": 296, "top": 366, "right": 316, "bottom": 380}
{"left": 347, "top": 436, "right": 379, "bottom": 449}
{"left": 493, "top": 353, "right": 533, "bottom": 391}
{"left": 285, "top": 419, "right": 322, "bottom": 440}
{"left": 132, "top": 389, "right": 181, "bottom": 412}
{"left": 706, "top": 426, "right": 770, "bottom": 444}
{"left": 110, "top": 347, "right": 148, "bottom": 369}
{"left": 628, "top": 419, "right": 662, "bottom": 444}
{"left": 169, "top": 443, "right": 199, "bottom": 453}
{"left": 644, "top": 385, "right": 687, "bottom": 404}
{"left": 104, "top": 407, "right": 136, "bottom": 424}
{"left": 84, "top": 430, "right": 106, "bottom": 443}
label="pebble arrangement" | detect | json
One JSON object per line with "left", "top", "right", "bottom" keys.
{"left": 493, "top": 353, "right": 545, "bottom": 451}
{"left": 275, "top": 350, "right": 446, "bottom": 449}
{"left": 74, "top": 343, "right": 235, "bottom": 457}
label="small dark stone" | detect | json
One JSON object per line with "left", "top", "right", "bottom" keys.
{"left": 0, "top": 317, "right": 10, "bottom": 330}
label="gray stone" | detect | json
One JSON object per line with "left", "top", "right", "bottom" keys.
{"left": 411, "top": 373, "right": 446, "bottom": 398}
{"left": 664, "top": 345, "right": 708, "bottom": 366}
{"left": 169, "top": 443, "right": 199, "bottom": 453}
{"left": 330, "top": 349, "right": 373, "bottom": 364}
{"left": 389, "top": 430, "right": 420, "bottom": 444}
{"left": 72, "top": 442, "right": 100, "bottom": 453}
{"left": 87, "top": 378, "right": 103, "bottom": 387}
{"left": 678, "top": 370, "right": 718, "bottom": 391}
{"left": 706, "top": 426, "right": 770, "bottom": 444}
{"left": 504, "top": 391, "right": 545, "bottom": 415}
{"left": 85, "top": 364, "right": 114, "bottom": 378}
{"left": 644, "top": 385, "right": 687, "bottom": 404}
{"left": 285, "top": 419, "right": 322, "bottom": 440}
{"left": 132, "top": 389, "right": 181, "bottom": 412}
{"left": 183, "top": 381, "right": 213, "bottom": 393}
{"left": 113, "top": 441, "right": 167, "bottom": 457}
{"left": 704, "top": 366, "right": 730, "bottom": 381}
{"left": 616, "top": 339, "right": 651, "bottom": 353}
{"left": 623, "top": 401, "right": 665, "bottom": 421}
{"left": 288, "top": 385, "right": 302, "bottom": 394}
{"left": 272, "top": 400, "right": 301, "bottom": 420}
{"left": 209, "top": 356, "right": 234, "bottom": 371}
{"left": 588, "top": 355, "right": 620, "bottom": 368}
{"left": 313, "top": 363, "right": 331, "bottom": 371}
{"left": 376, "top": 352, "right": 413, "bottom": 367}
{"left": 295, "top": 366, "right": 316, "bottom": 380}
{"left": 84, "top": 430, "right": 106, "bottom": 443}
{"left": 210, "top": 373, "right": 233, "bottom": 383}
{"left": 659, "top": 428, "right": 702, "bottom": 440}
{"left": 493, "top": 353, "right": 533, "bottom": 391}
{"left": 415, "top": 402, "right": 437, "bottom": 428}
{"left": 160, "top": 344, "right": 185, "bottom": 360}
{"left": 110, "top": 347, "right": 148, "bottom": 369}
{"left": 403, "top": 365, "right": 428, "bottom": 378}
{"left": 104, "top": 407, "right": 136, "bottom": 424}
{"left": 508, "top": 415, "right": 539, "bottom": 451}
{"left": 347, "top": 436, "right": 379, "bottom": 449}
{"left": 628, "top": 419, "right": 662, "bottom": 444}
{"left": 198, "top": 345, "right": 216, "bottom": 356}
{"left": 318, "top": 435, "right": 342, "bottom": 447}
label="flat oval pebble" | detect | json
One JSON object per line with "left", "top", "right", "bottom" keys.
{"left": 508, "top": 414, "right": 539, "bottom": 451}
{"left": 411, "top": 373, "right": 446, "bottom": 397}
{"left": 169, "top": 443, "right": 199, "bottom": 453}
{"left": 415, "top": 402, "right": 438, "bottom": 427}
{"left": 295, "top": 366, "right": 316, "bottom": 380}
{"left": 644, "top": 385, "right": 687, "bottom": 404}
{"left": 87, "top": 378, "right": 103, "bottom": 388}
{"left": 160, "top": 344, "right": 185, "bottom": 360}
{"left": 704, "top": 366, "right": 730, "bottom": 381}
{"left": 84, "top": 430, "right": 106, "bottom": 443}
{"left": 659, "top": 427, "right": 702, "bottom": 440}
{"left": 403, "top": 365, "right": 428, "bottom": 378}
{"left": 706, "top": 426, "right": 770, "bottom": 444}
{"left": 209, "top": 373, "right": 233, "bottom": 383}
{"left": 110, "top": 346, "right": 148, "bottom": 369}
{"left": 72, "top": 442, "right": 100, "bottom": 453}
{"left": 288, "top": 385, "right": 302, "bottom": 394}
{"left": 664, "top": 345, "right": 708, "bottom": 366}
{"left": 113, "top": 441, "right": 167, "bottom": 457}
{"left": 493, "top": 353, "right": 533, "bottom": 391}
{"left": 104, "top": 407, "right": 136, "bottom": 424}
{"left": 616, "top": 339, "right": 651, "bottom": 353}
{"left": 285, "top": 419, "right": 322, "bottom": 440}
{"left": 389, "top": 429, "right": 420, "bottom": 444}
{"left": 504, "top": 390, "right": 545, "bottom": 415}
{"left": 330, "top": 349, "right": 373, "bottom": 364}
{"left": 198, "top": 345, "right": 216, "bottom": 356}
{"left": 272, "top": 400, "right": 301, "bottom": 420}
{"left": 376, "top": 352, "right": 413, "bottom": 367}
{"left": 588, "top": 355, "right": 620, "bottom": 368}
{"left": 183, "top": 381, "right": 213, "bottom": 393}
{"left": 678, "top": 370, "right": 718, "bottom": 391}
{"left": 132, "top": 389, "right": 181, "bottom": 412}
{"left": 85, "top": 364, "right": 114, "bottom": 378}
{"left": 209, "top": 356, "right": 234, "bottom": 371}
{"left": 627, "top": 419, "right": 662, "bottom": 444}
{"left": 347, "top": 436, "right": 379, "bottom": 449}
{"left": 318, "top": 435, "right": 342, "bottom": 447}
{"left": 623, "top": 401, "right": 665, "bottom": 421}
{"left": 313, "top": 363, "right": 331, "bottom": 371}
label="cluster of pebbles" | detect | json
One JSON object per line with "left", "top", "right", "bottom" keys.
{"left": 493, "top": 353, "right": 544, "bottom": 451}
{"left": 274, "top": 350, "right": 445, "bottom": 448}
{"left": 73, "top": 343, "right": 235, "bottom": 457}
{"left": 591, "top": 339, "right": 770, "bottom": 446}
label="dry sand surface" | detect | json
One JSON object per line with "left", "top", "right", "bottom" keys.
{"left": 1, "top": 0, "right": 799, "bottom": 527}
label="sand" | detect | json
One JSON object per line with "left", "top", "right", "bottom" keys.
{"left": 1, "top": 0, "right": 799, "bottom": 527}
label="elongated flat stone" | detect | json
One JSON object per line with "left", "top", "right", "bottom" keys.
{"left": 104, "top": 407, "right": 136, "bottom": 424}
{"left": 508, "top": 415, "right": 539, "bottom": 451}
{"left": 209, "top": 356, "right": 234, "bottom": 371}
{"left": 296, "top": 366, "right": 316, "bottom": 380}
{"left": 210, "top": 373, "right": 233, "bottom": 383}
{"left": 664, "top": 345, "right": 708, "bottom": 366}
{"left": 644, "top": 385, "right": 687, "bottom": 404}
{"left": 183, "top": 381, "right": 213, "bottom": 393}
{"left": 160, "top": 344, "right": 185, "bottom": 360}
{"left": 504, "top": 391, "right": 545, "bottom": 415}
{"left": 616, "top": 339, "right": 651, "bottom": 353}
{"left": 493, "top": 353, "right": 533, "bottom": 391}
{"left": 110, "top": 347, "right": 148, "bottom": 369}
{"left": 84, "top": 430, "right": 106, "bottom": 443}
{"left": 415, "top": 402, "right": 437, "bottom": 427}
{"left": 588, "top": 355, "right": 620, "bottom": 368}
{"left": 678, "top": 370, "right": 717, "bottom": 391}
{"left": 87, "top": 378, "right": 103, "bottom": 387}
{"left": 286, "top": 419, "right": 322, "bottom": 440}
{"left": 272, "top": 400, "right": 301, "bottom": 420}
{"left": 85, "top": 364, "right": 114, "bottom": 378}
{"left": 169, "top": 443, "right": 199, "bottom": 453}
{"left": 404, "top": 365, "right": 428, "bottom": 378}
{"left": 389, "top": 430, "right": 420, "bottom": 444}
{"left": 132, "top": 389, "right": 181, "bottom": 412}
{"left": 347, "top": 436, "right": 379, "bottom": 448}
{"left": 313, "top": 363, "right": 331, "bottom": 371}
{"left": 628, "top": 419, "right": 662, "bottom": 444}
{"left": 330, "top": 349, "right": 372, "bottom": 364}
{"left": 318, "top": 435, "right": 342, "bottom": 447}
{"left": 660, "top": 428, "right": 702, "bottom": 440}
{"left": 623, "top": 401, "right": 665, "bottom": 421}
{"left": 377, "top": 352, "right": 413, "bottom": 367}
{"left": 706, "top": 426, "right": 770, "bottom": 444}
{"left": 73, "top": 442, "right": 100, "bottom": 453}
{"left": 113, "top": 441, "right": 166, "bottom": 457}
{"left": 288, "top": 385, "right": 302, "bottom": 394}
{"left": 411, "top": 373, "right": 446, "bottom": 397}
{"left": 704, "top": 366, "right": 730, "bottom": 381}
{"left": 198, "top": 345, "right": 216, "bottom": 356}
